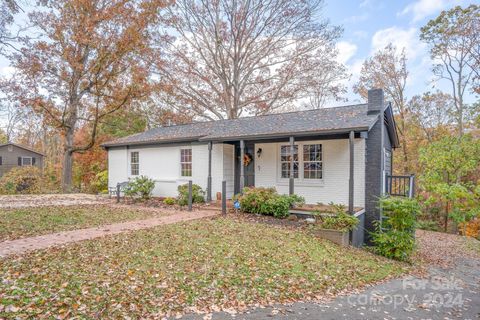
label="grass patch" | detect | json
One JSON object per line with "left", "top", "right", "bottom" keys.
{"left": 464, "top": 237, "right": 480, "bottom": 257}
{"left": 0, "top": 218, "right": 408, "bottom": 318}
{"left": 0, "top": 205, "right": 166, "bottom": 241}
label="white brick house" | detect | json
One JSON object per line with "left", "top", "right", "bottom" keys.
{"left": 103, "top": 89, "right": 402, "bottom": 231}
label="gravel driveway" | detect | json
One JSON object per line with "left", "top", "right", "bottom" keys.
{"left": 0, "top": 193, "right": 110, "bottom": 208}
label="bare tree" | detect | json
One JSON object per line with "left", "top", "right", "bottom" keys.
{"left": 420, "top": 5, "right": 479, "bottom": 136}
{"left": 0, "top": 0, "right": 22, "bottom": 55}
{"left": 353, "top": 43, "right": 411, "bottom": 173}
{"left": 407, "top": 91, "right": 454, "bottom": 142}
{"left": 306, "top": 50, "right": 349, "bottom": 109}
{"left": 155, "top": 0, "right": 344, "bottom": 120}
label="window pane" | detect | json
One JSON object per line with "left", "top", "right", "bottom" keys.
{"left": 131, "top": 164, "right": 139, "bottom": 176}
{"left": 22, "top": 157, "right": 32, "bottom": 166}
{"left": 280, "top": 145, "right": 298, "bottom": 178}
{"left": 131, "top": 152, "right": 139, "bottom": 164}
{"left": 181, "top": 149, "right": 192, "bottom": 177}
{"left": 303, "top": 144, "right": 322, "bottom": 180}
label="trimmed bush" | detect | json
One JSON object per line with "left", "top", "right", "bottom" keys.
{"left": 371, "top": 197, "right": 420, "bottom": 262}
{"left": 238, "top": 187, "right": 305, "bottom": 218}
{"left": 163, "top": 197, "right": 176, "bottom": 205}
{"left": 124, "top": 176, "right": 155, "bottom": 200}
{"left": 177, "top": 183, "right": 205, "bottom": 206}
{"left": 0, "top": 166, "right": 43, "bottom": 194}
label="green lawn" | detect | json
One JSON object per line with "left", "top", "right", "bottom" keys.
{"left": 0, "top": 205, "right": 167, "bottom": 241}
{"left": 0, "top": 218, "right": 408, "bottom": 318}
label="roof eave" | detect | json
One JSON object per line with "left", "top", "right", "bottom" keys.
{"left": 0, "top": 143, "right": 45, "bottom": 156}
{"left": 384, "top": 103, "right": 400, "bottom": 148}
{"left": 101, "top": 136, "right": 207, "bottom": 148}
{"left": 199, "top": 126, "right": 373, "bottom": 142}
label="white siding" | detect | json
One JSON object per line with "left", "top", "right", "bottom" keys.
{"left": 108, "top": 143, "right": 226, "bottom": 198}
{"left": 254, "top": 139, "right": 366, "bottom": 207}
{"left": 108, "top": 139, "right": 366, "bottom": 206}
{"left": 108, "top": 147, "right": 128, "bottom": 189}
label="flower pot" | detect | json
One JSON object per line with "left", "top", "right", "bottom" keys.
{"left": 313, "top": 228, "right": 350, "bottom": 246}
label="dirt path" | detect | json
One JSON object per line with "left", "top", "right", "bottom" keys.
{"left": 0, "top": 210, "right": 219, "bottom": 257}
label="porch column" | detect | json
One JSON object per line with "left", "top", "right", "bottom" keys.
{"left": 349, "top": 131, "right": 354, "bottom": 214}
{"left": 207, "top": 141, "right": 212, "bottom": 202}
{"left": 240, "top": 140, "right": 245, "bottom": 192}
{"left": 289, "top": 136, "right": 294, "bottom": 195}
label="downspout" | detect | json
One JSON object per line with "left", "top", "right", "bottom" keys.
{"left": 349, "top": 131, "right": 355, "bottom": 214}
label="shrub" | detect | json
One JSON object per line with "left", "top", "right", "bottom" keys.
{"left": 370, "top": 228, "right": 416, "bottom": 262}
{"left": 124, "top": 176, "right": 155, "bottom": 200}
{"left": 238, "top": 187, "right": 305, "bottom": 218}
{"left": 319, "top": 211, "right": 359, "bottom": 232}
{"left": 0, "top": 166, "right": 43, "bottom": 194}
{"left": 416, "top": 220, "right": 440, "bottom": 232}
{"left": 371, "top": 197, "right": 420, "bottom": 262}
{"left": 177, "top": 183, "right": 205, "bottom": 206}
{"left": 163, "top": 197, "right": 176, "bottom": 205}
{"left": 90, "top": 170, "right": 108, "bottom": 194}
{"left": 380, "top": 196, "right": 419, "bottom": 232}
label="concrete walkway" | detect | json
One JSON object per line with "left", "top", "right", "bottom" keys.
{"left": 0, "top": 210, "right": 218, "bottom": 257}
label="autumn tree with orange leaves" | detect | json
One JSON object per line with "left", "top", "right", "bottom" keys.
{"left": 8, "top": 0, "right": 169, "bottom": 191}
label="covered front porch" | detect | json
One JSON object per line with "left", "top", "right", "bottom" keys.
{"left": 204, "top": 131, "right": 366, "bottom": 214}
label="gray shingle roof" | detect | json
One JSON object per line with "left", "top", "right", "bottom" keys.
{"left": 103, "top": 104, "right": 379, "bottom": 147}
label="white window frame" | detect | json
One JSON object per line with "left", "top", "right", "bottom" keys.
{"left": 302, "top": 144, "right": 323, "bottom": 180}
{"left": 130, "top": 151, "right": 139, "bottom": 176}
{"left": 277, "top": 142, "right": 323, "bottom": 183}
{"left": 21, "top": 157, "right": 32, "bottom": 166}
{"left": 280, "top": 145, "right": 299, "bottom": 179}
{"left": 180, "top": 148, "right": 192, "bottom": 177}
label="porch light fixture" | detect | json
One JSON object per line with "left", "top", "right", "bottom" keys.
{"left": 257, "top": 148, "right": 262, "bottom": 158}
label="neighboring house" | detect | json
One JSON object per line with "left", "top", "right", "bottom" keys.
{"left": 103, "top": 89, "right": 412, "bottom": 241}
{"left": 0, "top": 143, "right": 45, "bottom": 177}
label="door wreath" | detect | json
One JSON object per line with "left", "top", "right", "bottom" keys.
{"left": 243, "top": 153, "right": 252, "bottom": 166}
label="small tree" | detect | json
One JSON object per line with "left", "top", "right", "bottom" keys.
{"left": 419, "top": 135, "right": 480, "bottom": 232}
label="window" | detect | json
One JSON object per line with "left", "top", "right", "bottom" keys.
{"left": 280, "top": 145, "right": 298, "bottom": 178}
{"left": 18, "top": 157, "right": 33, "bottom": 166}
{"left": 303, "top": 144, "right": 322, "bottom": 179}
{"left": 130, "top": 152, "right": 139, "bottom": 175}
{"left": 180, "top": 149, "right": 192, "bottom": 177}
{"left": 279, "top": 143, "right": 323, "bottom": 181}
{"left": 22, "top": 157, "right": 32, "bottom": 166}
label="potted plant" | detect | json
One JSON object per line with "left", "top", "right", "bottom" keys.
{"left": 311, "top": 205, "right": 359, "bottom": 246}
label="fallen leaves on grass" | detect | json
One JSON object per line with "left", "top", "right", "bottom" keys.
{"left": 0, "top": 205, "right": 171, "bottom": 241}
{"left": 0, "top": 218, "right": 408, "bottom": 318}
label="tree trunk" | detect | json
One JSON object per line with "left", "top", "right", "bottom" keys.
{"left": 444, "top": 201, "right": 449, "bottom": 232}
{"left": 62, "top": 127, "right": 75, "bottom": 192}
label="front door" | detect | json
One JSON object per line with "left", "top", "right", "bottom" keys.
{"left": 234, "top": 142, "right": 255, "bottom": 194}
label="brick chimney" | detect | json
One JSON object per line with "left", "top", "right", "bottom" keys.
{"left": 367, "top": 88, "right": 384, "bottom": 115}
